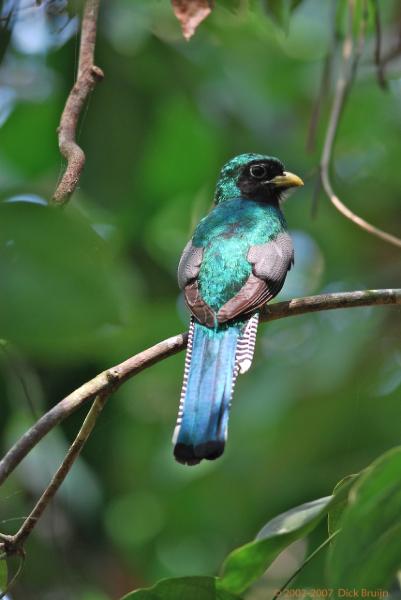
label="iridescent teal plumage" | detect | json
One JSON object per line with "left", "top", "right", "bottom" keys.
{"left": 194, "top": 199, "right": 287, "bottom": 311}
{"left": 174, "top": 154, "right": 303, "bottom": 465}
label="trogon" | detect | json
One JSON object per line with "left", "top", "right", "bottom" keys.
{"left": 173, "top": 153, "right": 303, "bottom": 465}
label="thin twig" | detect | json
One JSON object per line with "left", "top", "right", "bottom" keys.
{"left": 271, "top": 530, "right": 340, "bottom": 600}
{"left": 0, "top": 553, "right": 25, "bottom": 600}
{"left": 306, "top": 47, "right": 333, "bottom": 155}
{"left": 52, "top": 0, "right": 103, "bottom": 206}
{"left": 0, "top": 289, "right": 399, "bottom": 487}
{"left": 320, "top": 0, "right": 401, "bottom": 249}
{"left": 0, "top": 344, "right": 38, "bottom": 420}
{"left": 381, "top": 3, "right": 401, "bottom": 66}
{"left": 372, "top": 0, "right": 388, "bottom": 89}
{"left": 0, "top": 393, "right": 109, "bottom": 557}
{"left": 0, "top": 333, "right": 187, "bottom": 486}
{"left": 348, "top": 0, "right": 368, "bottom": 87}
{"left": 381, "top": 40, "right": 401, "bottom": 65}
{"left": 306, "top": 0, "right": 338, "bottom": 155}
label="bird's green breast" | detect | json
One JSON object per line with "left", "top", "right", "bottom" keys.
{"left": 192, "top": 198, "right": 287, "bottom": 311}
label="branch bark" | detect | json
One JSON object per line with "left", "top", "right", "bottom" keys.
{"left": 0, "top": 288, "right": 399, "bottom": 557}
{"left": 0, "top": 289, "right": 399, "bottom": 488}
{"left": 52, "top": 0, "right": 103, "bottom": 206}
{"left": 0, "top": 393, "right": 108, "bottom": 557}
{"left": 320, "top": 0, "right": 401, "bottom": 249}
{"left": 0, "top": 333, "right": 187, "bottom": 486}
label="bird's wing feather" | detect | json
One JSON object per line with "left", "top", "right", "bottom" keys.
{"left": 177, "top": 241, "right": 203, "bottom": 290}
{"left": 249, "top": 231, "right": 294, "bottom": 279}
{"left": 178, "top": 241, "right": 216, "bottom": 327}
{"left": 185, "top": 280, "right": 216, "bottom": 328}
{"left": 217, "top": 231, "right": 293, "bottom": 324}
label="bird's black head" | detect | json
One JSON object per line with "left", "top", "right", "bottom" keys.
{"left": 238, "top": 157, "right": 285, "bottom": 200}
{"left": 214, "top": 153, "right": 303, "bottom": 205}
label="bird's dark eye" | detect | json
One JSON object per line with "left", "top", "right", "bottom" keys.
{"left": 249, "top": 164, "right": 267, "bottom": 179}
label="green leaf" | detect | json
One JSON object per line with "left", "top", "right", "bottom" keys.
{"left": 328, "top": 474, "right": 359, "bottom": 536}
{"left": 328, "top": 446, "right": 401, "bottom": 589}
{"left": 218, "top": 490, "right": 349, "bottom": 596}
{"left": 0, "top": 558, "right": 8, "bottom": 593}
{"left": 0, "top": 202, "right": 126, "bottom": 358}
{"left": 121, "top": 577, "right": 241, "bottom": 600}
{"left": 1, "top": 100, "right": 60, "bottom": 177}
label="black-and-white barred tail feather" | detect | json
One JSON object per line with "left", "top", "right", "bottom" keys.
{"left": 235, "top": 313, "right": 259, "bottom": 375}
{"left": 172, "top": 317, "right": 195, "bottom": 444}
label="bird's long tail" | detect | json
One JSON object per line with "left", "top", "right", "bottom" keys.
{"left": 173, "top": 313, "right": 259, "bottom": 465}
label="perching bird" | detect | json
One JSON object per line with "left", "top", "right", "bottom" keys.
{"left": 173, "top": 153, "right": 303, "bottom": 465}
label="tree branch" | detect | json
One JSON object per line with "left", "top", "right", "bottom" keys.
{"left": 0, "top": 289, "right": 399, "bottom": 488}
{"left": 320, "top": 0, "right": 401, "bottom": 249}
{"left": 372, "top": 0, "right": 388, "bottom": 89}
{"left": 0, "top": 333, "right": 187, "bottom": 486}
{"left": 0, "top": 289, "right": 399, "bottom": 558}
{"left": 0, "top": 393, "right": 109, "bottom": 557}
{"left": 306, "top": 0, "right": 338, "bottom": 155}
{"left": 380, "top": 4, "right": 401, "bottom": 67}
{"left": 52, "top": 0, "right": 103, "bottom": 206}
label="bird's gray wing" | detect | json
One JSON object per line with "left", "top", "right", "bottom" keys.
{"left": 177, "top": 241, "right": 203, "bottom": 289}
{"left": 217, "top": 231, "right": 294, "bottom": 324}
{"left": 178, "top": 241, "right": 216, "bottom": 328}
{"left": 248, "top": 230, "right": 294, "bottom": 283}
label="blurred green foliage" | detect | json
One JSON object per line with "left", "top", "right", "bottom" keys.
{"left": 122, "top": 577, "right": 240, "bottom": 600}
{"left": 123, "top": 447, "right": 401, "bottom": 597}
{"left": 0, "top": 0, "right": 400, "bottom": 598}
{"left": 328, "top": 447, "right": 401, "bottom": 590}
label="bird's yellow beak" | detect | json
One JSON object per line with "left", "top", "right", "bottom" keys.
{"left": 270, "top": 171, "right": 304, "bottom": 189}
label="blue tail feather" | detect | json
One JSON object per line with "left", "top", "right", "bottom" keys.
{"left": 173, "top": 321, "right": 240, "bottom": 465}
